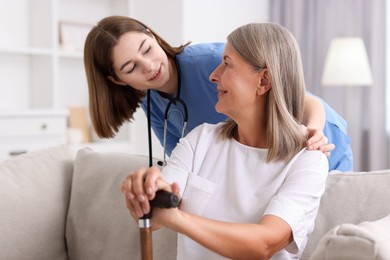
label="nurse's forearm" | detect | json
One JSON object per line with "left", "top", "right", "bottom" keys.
{"left": 303, "top": 94, "right": 325, "bottom": 129}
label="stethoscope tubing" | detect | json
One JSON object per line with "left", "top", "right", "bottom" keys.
{"left": 147, "top": 89, "right": 153, "bottom": 167}
{"left": 147, "top": 57, "right": 188, "bottom": 167}
{"left": 161, "top": 99, "right": 188, "bottom": 165}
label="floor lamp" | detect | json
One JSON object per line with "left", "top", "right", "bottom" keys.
{"left": 321, "top": 37, "right": 373, "bottom": 123}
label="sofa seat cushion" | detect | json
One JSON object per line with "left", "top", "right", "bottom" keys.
{"left": 66, "top": 148, "right": 177, "bottom": 260}
{"left": 302, "top": 169, "right": 390, "bottom": 259}
{"left": 0, "top": 145, "right": 76, "bottom": 260}
{"left": 309, "top": 214, "right": 390, "bottom": 259}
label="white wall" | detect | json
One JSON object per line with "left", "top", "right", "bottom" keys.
{"left": 386, "top": 0, "right": 390, "bottom": 167}
{"left": 387, "top": 1, "right": 390, "bottom": 132}
{"left": 130, "top": 0, "right": 269, "bottom": 44}
{"left": 183, "top": 0, "right": 269, "bottom": 44}
{"left": 129, "top": 0, "right": 183, "bottom": 45}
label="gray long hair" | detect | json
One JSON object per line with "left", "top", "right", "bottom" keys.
{"left": 220, "top": 23, "right": 306, "bottom": 162}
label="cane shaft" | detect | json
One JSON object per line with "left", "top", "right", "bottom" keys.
{"left": 138, "top": 191, "right": 179, "bottom": 260}
{"left": 140, "top": 227, "right": 153, "bottom": 260}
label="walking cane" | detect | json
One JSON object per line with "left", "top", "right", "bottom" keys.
{"left": 138, "top": 190, "right": 179, "bottom": 260}
{"left": 140, "top": 90, "right": 179, "bottom": 260}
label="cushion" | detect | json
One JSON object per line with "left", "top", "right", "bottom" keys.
{"left": 66, "top": 148, "right": 177, "bottom": 260}
{"left": 302, "top": 169, "right": 390, "bottom": 259}
{"left": 0, "top": 145, "right": 76, "bottom": 260}
{"left": 309, "top": 214, "right": 390, "bottom": 259}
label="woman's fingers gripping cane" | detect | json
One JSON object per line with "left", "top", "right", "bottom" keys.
{"left": 121, "top": 166, "right": 169, "bottom": 219}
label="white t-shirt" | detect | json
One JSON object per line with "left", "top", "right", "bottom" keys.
{"left": 162, "top": 123, "right": 329, "bottom": 260}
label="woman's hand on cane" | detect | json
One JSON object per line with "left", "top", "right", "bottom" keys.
{"left": 121, "top": 166, "right": 178, "bottom": 221}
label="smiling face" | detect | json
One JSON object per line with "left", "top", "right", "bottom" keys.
{"left": 209, "top": 43, "right": 267, "bottom": 121}
{"left": 110, "top": 31, "right": 174, "bottom": 93}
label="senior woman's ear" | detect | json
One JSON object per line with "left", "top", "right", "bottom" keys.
{"left": 257, "top": 69, "right": 272, "bottom": 95}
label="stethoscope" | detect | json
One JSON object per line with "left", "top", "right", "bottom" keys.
{"left": 147, "top": 58, "right": 188, "bottom": 167}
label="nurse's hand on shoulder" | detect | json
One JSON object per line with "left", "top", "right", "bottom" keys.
{"left": 303, "top": 126, "right": 335, "bottom": 157}
{"left": 120, "top": 166, "right": 172, "bottom": 220}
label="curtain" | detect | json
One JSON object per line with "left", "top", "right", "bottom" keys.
{"left": 269, "top": 0, "right": 388, "bottom": 171}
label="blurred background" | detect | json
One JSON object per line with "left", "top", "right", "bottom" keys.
{"left": 0, "top": 0, "right": 388, "bottom": 171}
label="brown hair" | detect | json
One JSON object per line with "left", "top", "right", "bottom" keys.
{"left": 220, "top": 23, "right": 306, "bottom": 162}
{"left": 84, "top": 16, "right": 189, "bottom": 138}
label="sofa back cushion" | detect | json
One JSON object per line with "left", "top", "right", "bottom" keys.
{"left": 66, "top": 148, "right": 177, "bottom": 260}
{"left": 0, "top": 145, "right": 75, "bottom": 260}
{"left": 302, "top": 169, "right": 390, "bottom": 259}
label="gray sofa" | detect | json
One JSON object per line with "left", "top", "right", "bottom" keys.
{"left": 1, "top": 145, "right": 390, "bottom": 260}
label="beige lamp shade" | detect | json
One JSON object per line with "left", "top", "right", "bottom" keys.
{"left": 321, "top": 37, "right": 373, "bottom": 87}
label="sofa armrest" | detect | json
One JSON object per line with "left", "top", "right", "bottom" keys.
{"left": 302, "top": 169, "right": 390, "bottom": 259}
{"left": 309, "top": 214, "right": 390, "bottom": 259}
{"left": 0, "top": 145, "right": 75, "bottom": 260}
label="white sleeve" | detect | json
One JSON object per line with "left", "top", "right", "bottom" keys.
{"left": 264, "top": 150, "right": 329, "bottom": 254}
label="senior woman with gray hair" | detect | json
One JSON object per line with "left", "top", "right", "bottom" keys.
{"left": 121, "top": 22, "right": 328, "bottom": 259}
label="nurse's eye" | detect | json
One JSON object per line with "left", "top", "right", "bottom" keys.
{"left": 143, "top": 46, "right": 151, "bottom": 54}
{"left": 127, "top": 65, "right": 136, "bottom": 74}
